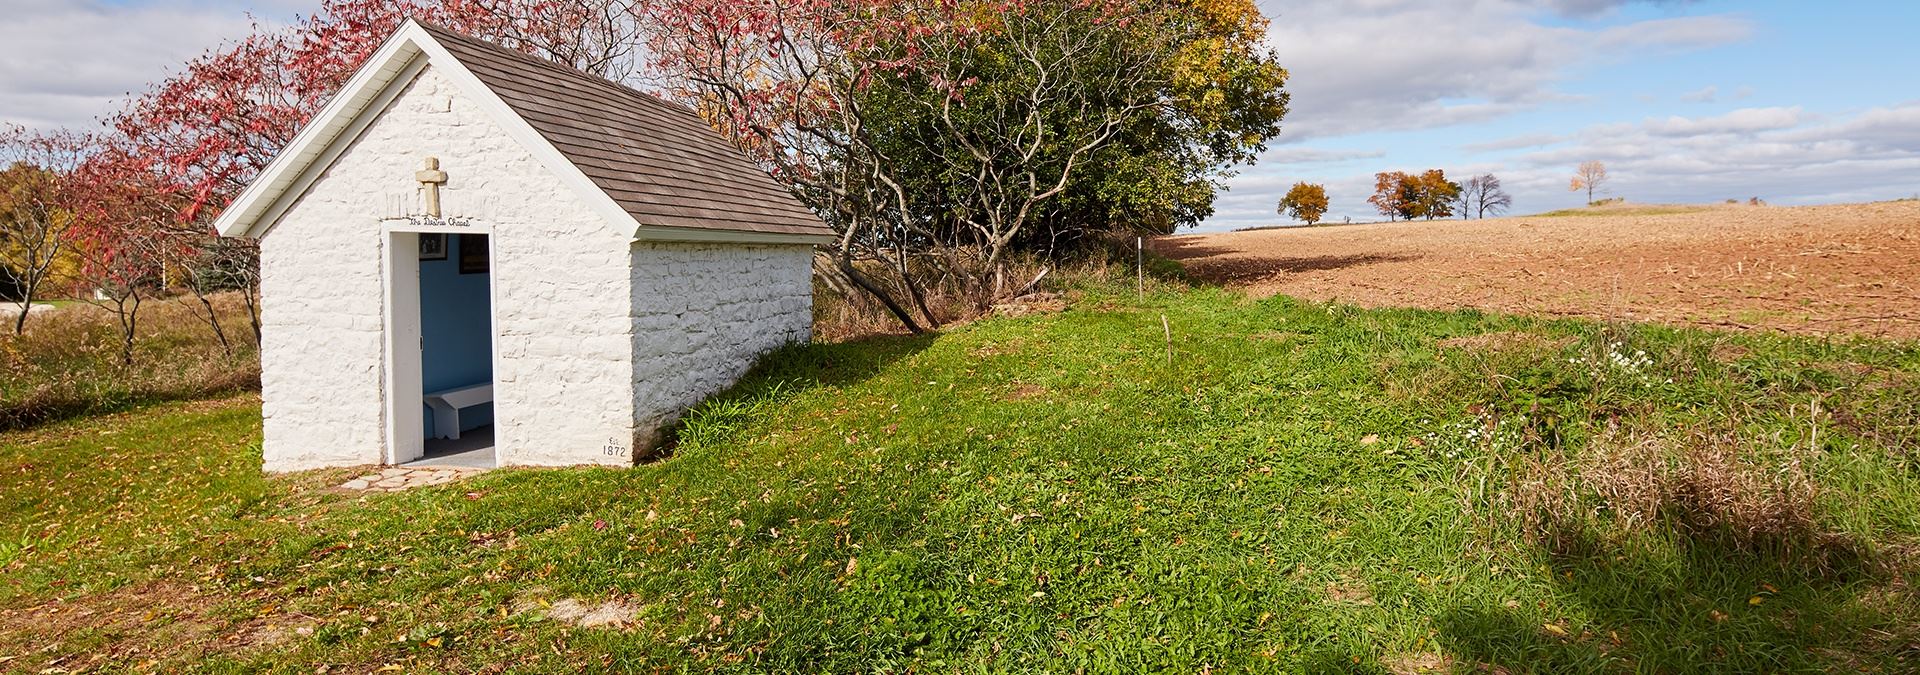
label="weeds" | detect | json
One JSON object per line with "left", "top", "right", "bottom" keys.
{"left": 672, "top": 379, "right": 798, "bottom": 450}
{"left": 0, "top": 291, "right": 257, "bottom": 430}
{"left": 811, "top": 237, "right": 1189, "bottom": 341}
{"left": 1508, "top": 426, "right": 1859, "bottom": 570}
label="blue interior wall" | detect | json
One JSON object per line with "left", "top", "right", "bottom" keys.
{"left": 419, "top": 234, "right": 493, "bottom": 438}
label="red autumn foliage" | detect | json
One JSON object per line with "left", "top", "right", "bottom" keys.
{"left": 105, "top": 0, "right": 643, "bottom": 231}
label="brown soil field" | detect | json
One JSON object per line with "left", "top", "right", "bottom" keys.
{"left": 1154, "top": 200, "right": 1920, "bottom": 339}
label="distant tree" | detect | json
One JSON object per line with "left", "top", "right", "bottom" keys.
{"left": 1372, "top": 170, "right": 1461, "bottom": 221}
{"left": 1570, "top": 160, "right": 1608, "bottom": 204}
{"left": 1411, "top": 169, "right": 1460, "bottom": 220}
{"left": 1368, "top": 171, "right": 1412, "bottom": 221}
{"left": 1277, "top": 182, "right": 1329, "bottom": 225}
{"left": 0, "top": 127, "right": 87, "bottom": 334}
{"left": 1460, "top": 173, "right": 1512, "bottom": 219}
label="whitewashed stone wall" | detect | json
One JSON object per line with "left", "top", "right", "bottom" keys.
{"left": 259, "top": 64, "right": 635, "bottom": 470}
{"left": 628, "top": 243, "right": 814, "bottom": 450}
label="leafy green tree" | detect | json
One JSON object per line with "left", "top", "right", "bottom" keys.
{"left": 864, "top": 0, "right": 1290, "bottom": 259}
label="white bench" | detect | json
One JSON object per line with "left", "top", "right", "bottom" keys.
{"left": 424, "top": 383, "right": 492, "bottom": 440}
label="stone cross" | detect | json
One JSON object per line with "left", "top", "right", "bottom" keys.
{"left": 415, "top": 156, "right": 448, "bottom": 218}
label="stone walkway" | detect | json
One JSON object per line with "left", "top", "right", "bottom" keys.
{"left": 339, "top": 466, "right": 487, "bottom": 492}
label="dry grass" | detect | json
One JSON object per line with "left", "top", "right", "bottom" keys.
{"left": 812, "top": 241, "right": 1182, "bottom": 341}
{"left": 0, "top": 292, "right": 258, "bottom": 430}
{"left": 1510, "top": 425, "right": 1860, "bottom": 572}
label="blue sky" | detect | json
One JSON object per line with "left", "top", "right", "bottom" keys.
{"left": 1212, "top": 0, "right": 1920, "bottom": 230}
{"left": 3, "top": 0, "right": 1917, "bottom": 231}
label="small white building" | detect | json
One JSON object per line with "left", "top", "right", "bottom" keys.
{"left": 215, "top": 21, "right": 833, "bottom": 471}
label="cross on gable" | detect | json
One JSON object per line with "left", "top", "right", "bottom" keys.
{"left": 415, "top": 157, "right": 448, "bottom": 217}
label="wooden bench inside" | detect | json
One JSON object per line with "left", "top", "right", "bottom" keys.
{"left": 425, "top": 383, "right": 492, "bottom": 440}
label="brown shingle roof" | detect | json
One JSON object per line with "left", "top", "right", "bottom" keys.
{"left": 417, "top": 23, "right": 830, "bottom": 239}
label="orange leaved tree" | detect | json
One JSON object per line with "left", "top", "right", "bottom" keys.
{"left": 1278, "top": 182, "right": 1329, "bottom": 225}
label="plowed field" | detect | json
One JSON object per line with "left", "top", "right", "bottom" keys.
{"left": 1155, "top": 201, "right": 1920, "bottom": 339}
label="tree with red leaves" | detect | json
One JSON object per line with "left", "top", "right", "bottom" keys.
{"left": 87, "top": 0, "right": 647, "bottom": 346}
{"left": 59, "top": 137, "right": 196, "bottom": 365}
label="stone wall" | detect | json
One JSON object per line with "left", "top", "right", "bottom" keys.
{"left": 258, "top": 64, "right": 635, "bottom": 470}
{"left": 628, "top": 243, "right": 814, "bottom": 451}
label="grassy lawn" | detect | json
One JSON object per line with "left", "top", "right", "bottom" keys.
{"left": 4, "top": 285, "right": 1918, "bottom": 672}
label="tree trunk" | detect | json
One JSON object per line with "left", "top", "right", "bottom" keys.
{"left": 243, "top": 281, "right": 262, "bottom": 348}
{"left": 114, "top": 294, "right": 143, "bottom": 368}
{"left": 889, "top": 234, "right": 940, "bottom": 329}
{"left": 900, "top": 266, "right": 941, "bottom": 329}
{"left": 189, "top": 284, "right": 233, "bottom": 356}
{"left": 837, "top": 252, "right": 924, "bottom": 335}
{"left": 11, "top": 275, "right": 43, "bottom": 335}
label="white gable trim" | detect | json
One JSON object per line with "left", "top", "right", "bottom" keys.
{"left": 215, "top": 20, "right": 640, "bottom": 240}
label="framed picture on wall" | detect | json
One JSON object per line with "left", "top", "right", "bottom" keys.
{"left": 458, "top": 233, "right": 488, "bottom": 274}
{"left": 418, "top": 233, "right": 447, "bottom": 260}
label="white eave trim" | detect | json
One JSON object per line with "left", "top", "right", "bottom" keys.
{"left": 214, "top": 19, "right": 645, "bottom": 240}
{"left": 214, "top": 22, "right": 428, "bottom": 238}
{"left": 634, "top": 224, "right": 834, "bottom": 245}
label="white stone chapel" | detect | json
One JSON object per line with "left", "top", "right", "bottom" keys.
{"left": 213, "top": 20, "right": 832, "bottom": 471}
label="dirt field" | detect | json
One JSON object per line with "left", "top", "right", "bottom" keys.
{"left": 1155, "top": 201, "right": 1920, "bottom": 340}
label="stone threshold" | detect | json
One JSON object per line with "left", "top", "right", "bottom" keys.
{"left": 339, "top": 466, "right": 487, "bottom": 492}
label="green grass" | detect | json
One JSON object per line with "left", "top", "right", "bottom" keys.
{"left": 3, "top": 286, "right": 1918, "bottom": 672}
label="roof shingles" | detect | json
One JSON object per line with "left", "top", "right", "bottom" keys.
{"left": 419, "top": 23, "right": 830, "bottom": 238}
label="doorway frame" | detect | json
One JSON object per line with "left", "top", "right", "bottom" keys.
{"left": 381, "top": 219, "right": 502, "bottom": 466}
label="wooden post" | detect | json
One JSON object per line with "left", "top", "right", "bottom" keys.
{"left": 1160, "top": 314, "right": 1171, "bottom": 366}
{"left": 1136, "top": 236, "right": 1143, "bottom": 299}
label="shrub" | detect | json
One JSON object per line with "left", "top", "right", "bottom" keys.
{"left": 811, "top": 236, "right": 1186, "bottom": 342}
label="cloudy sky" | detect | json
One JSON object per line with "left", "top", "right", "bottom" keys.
{"left": 3, "top": 0, "right": 1917, "bottom": 230}
{"left": 1222, "top": 0, "right": 1920, "bottom": 230}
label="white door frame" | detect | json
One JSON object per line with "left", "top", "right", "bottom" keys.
{"left": 380, "top": 220, "right": 501, "bottom": 466}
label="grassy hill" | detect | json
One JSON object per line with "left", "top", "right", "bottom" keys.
{"left": 4, "top": 283, "right": 1918, "bottom": 672}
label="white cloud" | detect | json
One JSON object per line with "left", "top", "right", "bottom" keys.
{"left": 1592, "top": 15, "right": 1751, "bottom": 50}
{"left": 1532, "top": 0, "right": 1700, "bottom": 18}
{"left": 0, "top": 0, "right": 283, "bottom": 131}
{"left": 1259, "top": 0, "right": 1752, "bottom": 141}
{"left": 1679, "top": 85, "right": 1717, "bottom": 103}
{"left": 1259, "top": 147, "right": 1386, "bottom": 164}
{"left": 1504, "top": 102, "right": 1920, "bottom": 205}
{"left": 1200, "top": 102, "right": 1920, "bottom": 231}
{"left": 1638, "top": 106, "right": 1804, "bottom": 136}
{"left": 1462, "top": 132, "right": 1565, "bottom": 153}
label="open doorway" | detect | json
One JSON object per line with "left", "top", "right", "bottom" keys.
{"left": 416, "top": 232, "right": 494, "bottom": 466}
{"left": 383, "top": 227, "right": 499, "bottom": 468}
